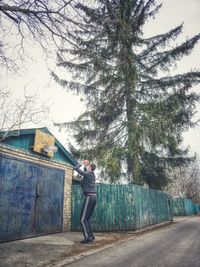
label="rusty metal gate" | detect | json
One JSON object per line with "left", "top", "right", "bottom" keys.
{"left": 0, "top": 154, "right": 65, "bottom": 242}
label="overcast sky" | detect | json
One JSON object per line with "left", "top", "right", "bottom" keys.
{"left": 5, "top": 0, "right": 200, "bottom": 157}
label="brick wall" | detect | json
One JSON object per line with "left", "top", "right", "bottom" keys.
{"left": 0, "top": 145, "right": 73, "bottom": 231}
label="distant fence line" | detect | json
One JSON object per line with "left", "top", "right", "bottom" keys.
{"left": 71, "top": 184, "right": 173, "bottom": 232}
{"left": 71, "top": 184, "right": 200, "bottom": 232}
{"left": 172, "top": 197, "right": 200, "bottom": 216}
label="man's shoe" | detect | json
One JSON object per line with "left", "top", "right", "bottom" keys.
{"left": 80, "top": 238, "right": 93, "bottom": 244}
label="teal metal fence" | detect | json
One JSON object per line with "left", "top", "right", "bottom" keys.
{"left": 193, "top": 204, "right": 199, "bottom": 215}
{"left": 71, "top": 184, "right": 173, "bottom": 231}
{"left": 172, "top": 197, "right": 200, "bottom": 216}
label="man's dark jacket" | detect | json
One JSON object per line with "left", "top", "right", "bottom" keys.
{"left": 74, "top": 165, "right": 96, "bottom": 195}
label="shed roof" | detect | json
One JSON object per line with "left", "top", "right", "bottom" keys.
{"left": 0, "top": 127, "right": 78, "bottom": 166}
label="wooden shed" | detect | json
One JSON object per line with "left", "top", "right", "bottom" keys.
{"left": 0, "top": 127, "right": 77, "bottom": 242}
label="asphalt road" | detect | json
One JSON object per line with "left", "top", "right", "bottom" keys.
{"left": 67, "top": 217, "right": 200, "bottom": 267}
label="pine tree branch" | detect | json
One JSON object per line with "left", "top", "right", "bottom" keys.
{"left": 138, "top": 25, "right": 183, "bottom": 59}
{"left": 139, "top": 72, "right": 200, "bottom": 93}
{"left": 141, "top": 34, "right": 200, "bottom": 73}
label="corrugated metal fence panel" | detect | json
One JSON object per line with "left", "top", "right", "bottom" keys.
{"left": 71, "top": 184, "right": 173, "bottom": 232}
{"left": 198, "top": 205, "right": 200, "bottom": 214}
{"left": 172, "top": 198, "right": 186, "bottom": 216}
{"left": 71, "top": 185, "right": 83, "bottom": 232}
{"left": 172, "top": 198, "right": 198, "bottom": 216}
{"left": 194, "top": 204, "right": 200, "bottom": 214}
{"left": 184, "top": 199, "right": 194, "bottom": 216}
{"left": 133, "top": 186, "right": 173, "bottom": 229}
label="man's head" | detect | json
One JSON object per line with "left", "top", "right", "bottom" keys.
{"left": 89, "top": 163, "right": 96, "bottom": 172}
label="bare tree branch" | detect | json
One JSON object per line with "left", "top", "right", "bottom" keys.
{"left": 0, "top": 0, "right": 78, "bottom": 72}
{"left": 166, "top": 160, "right": 200, "bottom": 203}
{"left": 0, "top": 87, "right": 50, "bottom": 140}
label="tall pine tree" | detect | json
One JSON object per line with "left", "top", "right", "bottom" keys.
{"left": 52, "top": 0, "right": 200, "bottom": 189}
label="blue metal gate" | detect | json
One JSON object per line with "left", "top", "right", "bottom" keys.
{"left": 0, "top": 154, "right": 65, "bottom": 242}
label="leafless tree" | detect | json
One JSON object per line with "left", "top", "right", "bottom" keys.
{"left": 0, "top": 0, "right": 77, "bottom": 71}
{"left": 0, "top": 1, "right": 79, "bottom": 138}
{"left": 166, "top": 159, "right": 200, "bottom": 204}
{"left": 0, "top": 87, "right": 49, "bottom": 140}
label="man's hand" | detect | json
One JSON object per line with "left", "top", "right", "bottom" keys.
{"left": 82, "top": 159, "right": 90, "bottom": 166}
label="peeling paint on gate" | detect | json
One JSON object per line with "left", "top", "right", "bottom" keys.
{"left": 0, "top": 154, "right": 64, "bottom": 242}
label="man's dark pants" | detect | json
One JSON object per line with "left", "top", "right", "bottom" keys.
{"left": 80, "top": 194, "right": 96, "bottom": 240}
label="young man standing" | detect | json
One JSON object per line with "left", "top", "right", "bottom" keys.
{"left": 73, "top": 160, "right": 97, "bottom": 244}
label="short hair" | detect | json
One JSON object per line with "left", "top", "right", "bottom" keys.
{"left": 90, "top": 163, "right": 96, "bottom": 171}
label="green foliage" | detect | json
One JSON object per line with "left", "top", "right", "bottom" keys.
{"left": 53, "top": 0, "right": 200, "bottom": 189}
